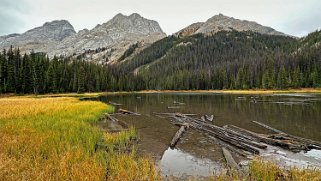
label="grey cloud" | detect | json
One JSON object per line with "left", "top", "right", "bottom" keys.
{"left": 0, "top": 0, "right": 29, "bottom": 35}
{"left": 283, "top": 7, "right": 321, "bottom": 37}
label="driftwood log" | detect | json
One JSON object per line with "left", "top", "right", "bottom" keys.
{"left": 105, "top": 113, "right": 129, "bottom": 129}
{"left": 170, "top": 123, "right": 189, "bottom": 148}
{"left": 252, "top": 121, "right": 321, "bottom": 149}
{"left": 252, "top": 121, "right": 285, "bottom": 134}
{"left": 118, "top": 108, "right": 141, "bottom": 115}
{"left": 222, "top": 147, "right": 243, "bottom": 174}
{"left": 108, "top": 101, "right": 122, "bottom": 106}
{"left": 173, "top": 101, "right": 185, "bottom": 105}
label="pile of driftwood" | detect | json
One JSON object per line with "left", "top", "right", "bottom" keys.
{"left": 156, "top": 112, "right": 321, "bottom": 157}
{"left": 155, "top": 112, "right": 321, "bottom": 171}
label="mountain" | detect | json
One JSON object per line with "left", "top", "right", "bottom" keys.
{"left": 105, "top": 29, "right": 321, "bottom": 91}
{"left": 0, "top": 20, "right": 76, "bottom": 53}
{"left": 50, "top": 13, "right": 166, "bottom": 63}
{"left": 175, "top": 14, "right": 287, "bottom": 37}
{"left": 0, "top": 13, "right": 166, "bottom": 63}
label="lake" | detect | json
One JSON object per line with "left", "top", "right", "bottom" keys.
{"left": 97, "top": 92, "right": 321, "bottom": 179}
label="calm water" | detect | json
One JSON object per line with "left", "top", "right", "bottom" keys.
{"left": 98, "top": 93, "right": 321, "bottom": 178}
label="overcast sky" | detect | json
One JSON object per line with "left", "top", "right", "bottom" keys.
{"left": 1, "top": 0, "right": 320, "bottom": 37}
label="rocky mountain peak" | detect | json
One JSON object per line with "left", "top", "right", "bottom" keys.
{"left": 0, "top": 19, "right": 76, "bottom": 52}
{"left": 48, "top": 13, "right": 166, "bottom": 63}
{"left": 197, "top": 14, "right": 286, "bottom": 36}
{"left": 102, "top": 13, "right": 164, "bottom": 35}
{"left": 25, "top": 20, "right": 76, "bottom": 41}
{"left": 176, "top": 14, "right": 287, "bottom": 37}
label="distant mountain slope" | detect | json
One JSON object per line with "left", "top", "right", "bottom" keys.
{"left": 0, "top": 20, "right": 76, "bottom": 53}
{"left": 175, "top": 14, "right": 287, "bottom": 37}
{"left": 50, "top": 13, "right": 166, "bottom": 63}
{"left": 0, "top": 13, "right": 166, "bottom": 63}
{"left": 109, "top": 30, "right": 310, "bottom": 90}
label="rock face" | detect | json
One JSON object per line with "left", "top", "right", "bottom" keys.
{"left": 0, "top": 20, "right": 76, "bottom": 53}
{"left": 175, "top": 14, "right": 286, "bottom": 37}
{"left": 50, "top": 13, "right": 166, "bottom": 63}
{"left": 0, "top": 13, "right": 166, "bottom": 63}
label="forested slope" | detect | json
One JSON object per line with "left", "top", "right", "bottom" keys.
{"left": 110, "top": 30, "right": 321, "bottom": 90}
{"left": 1, "top": 30, "right": 321, "bottom": 93}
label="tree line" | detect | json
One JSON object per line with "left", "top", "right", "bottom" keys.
{"left": 0, "top": 46, "right": 111, "bottom": 94}
{"left": 1, "top": 30, "right": 320, "bottom": 94}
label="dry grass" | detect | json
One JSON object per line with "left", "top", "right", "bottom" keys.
{"left": 204, "top": 158, "right": 321, "bottom": 181}
{"left": 0, "top": 96, "right": 160, "bottom": 181}
{"left": 248, "top": 159, "right": 321, "bottom": 181}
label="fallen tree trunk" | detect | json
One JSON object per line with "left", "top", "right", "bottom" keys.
{"left": 181, "top": 116, "right": 267, "bottom": 150}
{"left": 208, "top": 135, "right": 250, "bottom": 157}
{"left": 118, "top": 108, "right": 141, "bottom": 115}
{"left": 227, "top": 125, "right": 304, "bottom": 152}
{"left": 108, "top": 101, "right": 122, "bottom": 106}
{"left": 170, "top": 123, "right": 189, "bottom": 148}
{"left": 171, "top": 116, "right": 260, "bottom": 154}
{"left": 173, "top": 101, "right": 185, "bottom": 105}
{"left": 222, "top": 147, "right": 243, "bottom": 174}
{"left": 167, "top": 106, "right": 183, "bottom": 109}
{"left": 251, "top": 121, "right": 321, "bottom": 148}
{"left": 105, "top": 113, "right": 118, "bottom": 122}
{"left": 252, "top": 121, "right": 285, "bottom": 134}
{"left": 105, "top": 114, "right": 129, "bottom": 129}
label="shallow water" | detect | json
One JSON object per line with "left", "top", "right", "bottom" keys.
{"left": 98, "top": 93, "right": 321, "bottom": 178}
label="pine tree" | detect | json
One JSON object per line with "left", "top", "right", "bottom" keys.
{"left": 292, "top": 66, "right": 301, "bottom": 88}
{"left": 46, "top": 64, "right": 57, "bottom": 93}
{"left": 6, "top": 46, "right": 15, "bottom": 92}
{"left": 77, "top": 66, "right": 85, "bottom": 93}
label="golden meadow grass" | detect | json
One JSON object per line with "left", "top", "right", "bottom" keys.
{"left": 0, "top": 96, "right": 160, "bottom": 181}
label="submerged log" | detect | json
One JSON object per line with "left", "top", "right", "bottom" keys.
{"left": 118, "top": 108, "right": 141, "bottom": 115}
{"left": 108, "top": 101, "right": 122, "bottom": 106}
{"left": 167, "top": 106, "right": 183, "bottom": 109}
{"left": 172, "top": 122, "right": 190, "bottom": 128}
{"left": 170, "top": 123, "right": 189, "bottom": 148}
{"left": 105, "top": 113, "right": 118, "bottom": 122}
{"left": 173, "top": 101, "right": 185, "bottom": 105}
{"left": 154, "top": 112, "right": 197, "bottom": 116}
{"left": 251, "top": 121, "right": 321, "bottom": 150}
{"left": 252, "top": 121, "right": 285, "bottom": 134}
{"left": 104, "top": 113, "right": 129, "bottom": 129}
{"left": 208, "top": 135, "right": 249, "bottom": 157}
{"left": 222, "top": 147, "right": 243, "bottom": 173}
{"left": 227, "top": 125, "right": 303, "bottom": 152}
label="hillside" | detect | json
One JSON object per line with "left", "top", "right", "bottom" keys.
{"left": 107, "top": 30, "right": 321, "bottom": 91}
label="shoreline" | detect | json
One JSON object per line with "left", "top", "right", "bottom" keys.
{"left": 1, "top": 88, "right": 321, "bottom": 98}
{"left": 104, "top": 88, "right": 321, "bottom": 95}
